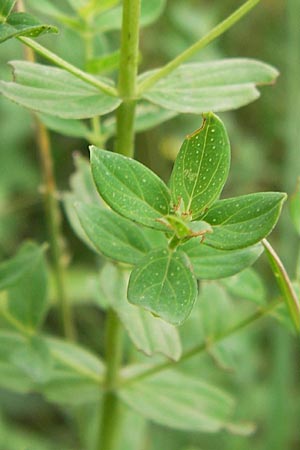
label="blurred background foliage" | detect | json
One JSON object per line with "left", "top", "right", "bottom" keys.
{"left": 0, "top": 1, "right": 299, "bottom": 449}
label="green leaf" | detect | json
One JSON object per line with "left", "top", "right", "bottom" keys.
{"left": 38, "top": 113, "right": 90, "bottom": 139}
{"left": 0, "top": 12, "right": 58, "bottom": 43}
{"left": 203, "top": 192, "right": 287, "bottom": 250}
{"left": 181, "top": 239, "right": 263, "bottom": 279}
{"left": 169, "top": 113, "right": 230, "bottom": 219}
{"left": 140, "top": 59, "right": 279, "bottom": 113}
{"left": 199, "top": 282, "right": 232, "bottom": 338}
{"left": 0, "top": 61, "right": 120, "bottom": 119}
{"left": 221, "top": 268, "right": 266, "bottom": 306}
{"left": 76, "top": 202, "right": 151, "bottom": 264}
{"left": 263, "top": 239, "right": 300, "bottom": 332}
{"left": 86, "top": 50, "right": 120, "bottom": 74}
{"left": 0, "top": 0, "right": 16, "bottom": 19}
{"left": 93, "top": 0, "right": 166, "bottom": 33}
{"left": 7, "top": 242, "right": 48, "bottom": 329}
{"left": 119, "top": 369, "right": 235, "bottom": 432}
{"left": 99, "top": 263, "right": 182, "bottom": 360}
{"left": 128, "top": 248, "right": 197, "bottom": 325}
{"left": 90, "top": 147, "right": 171, "bottom": 230}
{"left": 289, "top": 177, "right": 300, "bottom": 235}
{"left": 0, "top": 241, "right": 46, "bottom": 291}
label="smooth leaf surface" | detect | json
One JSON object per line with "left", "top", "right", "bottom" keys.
{"left": 0, "top": 241, "right": 46, "bottom": 291}
{"left": 38, "top": 113, "right": 90, "bottom": 139}
{"left": 86, "top": 50, "right": 120, "bottom": 74}
{"left": 140, "top": 59, "right": 279, "bottom": 113}
{"left": 199, "top": 282, "right": 232, "bottom": 337}
{"left": 0, "top": 12, "right": 58, "bottom": 43}
{"left": 0, "top": 0, "right": 16, "bottom": 19}
{"left": 203, "top": 192, "right": 287, "bottom": 250}
{"left": 119, "top": 369, "right": 235, "bottom": 432}
{"left": 99, "top": 263, "right": 182, "bottom": 360}
{"left": 0, "top": 61, "right": 120, "bottom": 119}
{"left": 170, "top": 113, "right": 230, "bottom": 219}
{"left": 180, "top": 239, "right": 263, "bottom": 279}
{"left": 128, "top": 248, "right": 197, "bottom": 325}
{"left": 221, "top": 268, "right": 266, "bottom": 305}
{"left": 93, "top": 0, "right": 166, "bottom": 33}
{"left": 91, "top": 147, "right": 171, "bottom": 230}
{"left": 76, "top": 202, "right": 151, "bottom": 264}
{"left": 7, "top": 242, "right": 48, "bottom": 329}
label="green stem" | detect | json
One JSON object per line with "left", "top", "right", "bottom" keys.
{"left": 97, "top": 310, "right": 123, "bottom": 450}
{"left": 114, "top": 0, "right": 141, "bottom": 156}
{"left": 119, "top": 301, "right": 280, "bottom": 387}
{"left": 17, "top": 37, "right": 118, "bottom": 97}
{"left": 137, "top": 0, "right": 261, "bottom": 95}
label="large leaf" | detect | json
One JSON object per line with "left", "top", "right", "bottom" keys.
{"left": 38, "top": 113, "right": 90, "bottom": 139}
{"left": 0, "top": 241, "right": 46, "bottom": 291}
{"left": 0, "top": 0, "right": 16, "bottom": 19}
{"left": 128, "top": 248, "right": 197, "bottom": 325}
{"left": 90, "top": 147, "right": 171, "bottom": 230}
{"left": 76, "top": 202, "right": 151, "bottom": 264}
{"left": 0, "top": 61, "right": 120, "bottom": 119}
{"left": 180, "top": 240, "right": 263, "bottom": 279}
{"left": 98, "top": 263, "right": 182, "bottom": 360}
{"left": 140, "top": 59, "right": 279, "bottom": 113}
{"left": 169, "top": 113, "right": 230, "bottom": 219}
{"left": 7, "top": 243, "right": 48, "bottom": 329}
{"left": 0, "top": 12, "right": 58, "bottom": 43}
{"left": 93, "top": 0, "right": 166, "bottom": 33}
{"left": 203, "top": 192, "right": 287, "bottom": 250}
{"left": 119, "top": 369, "right": 235, "bottom": 432}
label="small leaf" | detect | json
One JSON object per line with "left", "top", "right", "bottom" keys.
{"left": 76, "top": 202, "right": 151, "bottom": 264}
{"left": 203, "top": 192, "right": 287, "bottom": 250}
{"left": 90, "top": 147, "right": 171, "bottom": 230}
{"left": 140, "top": 59, "right": 279, "bottom": 113}
{"left": 289, "top": 177, "right": 300, "bottom": 235}
{"left": 0, "top": 0, "right": 16, "bottom": 19}
{"left": 170, "top": 112, "right": 230, "bottom": 219}
{"left": 0, "top": 241, "right": 46, "bottom": 291}
{"left": 221, "top": 268, "right": 266, "bottom": 306}
{"left": 0, "top": 61, "right": 120, "bottom": 119}
{"left": 180, "top": 240, "right": 263, "bottom": 279}
{"left": 86, "top": 50, "right": 120, "bottom": 74}
{"left": 128, "top": 248, "right": 197, "bottom": 325}
{"left": 99, "top": 263, "right": 182, "bottom": 360}
{"left": 0, "top": 12, "right": 58, "bottom": 43}
{"left": 119, "top": 369, "right": 235, "bottom": 432}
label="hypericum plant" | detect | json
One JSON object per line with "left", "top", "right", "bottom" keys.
{"left": 0, "top": 0, "right": 300, "bottom": 449}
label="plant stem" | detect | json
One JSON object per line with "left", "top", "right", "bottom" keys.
{"left": 17, "top": 0, "right": 75, "bottom": 340}
{"left": 114, "top": 0, "right": 141, "bottom": 156}
{"left": 120, "top": 301, "right": 280, "bottom": 387}
{"left": 137, "top": 0, "right": 261, "bottom": 95}
{"left": 97, "top": 309, "right": 123, "bottom": 450}
{"left": 17, "top": 37, "right": 118, "bottom": 97}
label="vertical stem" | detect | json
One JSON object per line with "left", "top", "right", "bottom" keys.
{"left": 97, "top": 310, "right": 123, "bottom": 450}
{"left": 17, "top": 0, "right": 75, "bottom": 340}
{"left": 114, "top": 0, "right": 141, "bottom": 156}
{"left": 97, "top": 1, "right": 141, "bottom": 448}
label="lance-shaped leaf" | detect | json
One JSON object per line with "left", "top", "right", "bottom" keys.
{"left": 90, "top": 147, "right": 171, "bottom": 230}
{"left": 0, "top": 61, "right": 120, "bottom": 119}
{"left": 118, "top": 369, "right": 235, "bottom": 432}
{"left": 0, "top": 12, "right": 58, "bottom": 43}
{"left": 0, "top": 0, "right": 16, "bottom": 19}
{"left": 76, "top": 202, "right": 151, "bottom": 265}
{"left": 140, "top": 59, "right": 279, "bottom": 113}
{"left": 203, "top": 192, "right": 287, "bottom": 250}
{"left": 128, "top": 248, "right": 197, "bottom": 325}
{"left": 170, "top": 113, "right": 230, "bottom": 219}
{"left": 180, "top": 240, "right": 263, "bottom": 279}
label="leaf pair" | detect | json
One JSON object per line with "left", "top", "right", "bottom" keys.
{"left": 76, "top": 112, "right": 286, "bottom": 326}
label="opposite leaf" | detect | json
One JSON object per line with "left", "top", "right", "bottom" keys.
{"left": 0, "top": 12, "right": 58, "bottom": 43}
{"left": 0, "top": 61, "right": 120, "bottom": 119}
{"left": 128, "top": 248, "right": 197, "bottom": 325}
{"left": 76, "top": 202, "right": 151, "bottom": 265}
{"left": 90, "top": 147, "right": 171, "bottom": 230}
{"left": 203, "top": 192, "right": 287, "bottom": 250}
{"left": 170, "top": 112, "right": 230, "bottom": 219}
{"left": 140, "top": 59, "right": 279, "bottom": 113}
